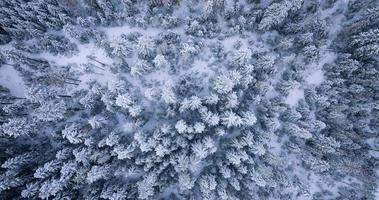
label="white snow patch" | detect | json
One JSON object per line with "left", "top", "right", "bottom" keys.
{"left": 221, "top": 35, "right": 252, "bottom": 52}
{"left": 285, "top": 87, "right": 304, "bottom": 106}
{"left": 306, "top": 69, "right": 324, "bottom": 85}
{"left": 33, "top": 40, "right": 115, "bottom": 93}
{"left": 101, "top": 26, "right": 162, "bottom": 39}
{"left": 143, "top": 68, "right": 174, "bottom": 84}
{"left": 101, "top": 24, "right": 185, "bottom": 40}
{"left": 172, "top": 2, "right": 191, "bottom": 18}
{"left": 37, "top": 42, "right": 112, "bottom": 66}
{"left": 0, "top": 65, "right": 26, "bottom": 97}
{"left": 74, "top": 66, "right": 117, "bottom": 92}
{"left": 191, "top": 59, "right": 213, "bottom": 74}
{"left": 305, "top": 52, "right": 336, "bottom": 85}
{"left": 301, "top": 0, "right": 348, "bottom": 88}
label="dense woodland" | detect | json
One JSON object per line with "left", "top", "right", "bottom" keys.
{"left": 0, "top": 0, "right": 378, "bottom": 199}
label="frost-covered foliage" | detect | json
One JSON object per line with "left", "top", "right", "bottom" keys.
{"left": 0, "top": 0, "right": 378, "bottom": 199}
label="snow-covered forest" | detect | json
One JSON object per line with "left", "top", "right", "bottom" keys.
{"left": 0, "top": 0, "right": 378, "bottom": 199}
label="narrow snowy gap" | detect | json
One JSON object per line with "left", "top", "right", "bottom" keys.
{"left": 0, "top": 64, "right": 26, "bottom": 97}
{"left": 285, "top": 0, "right": 348, "bottom": 106}
{"left": 280, "top": 1, "right": 352, "bottom": 197}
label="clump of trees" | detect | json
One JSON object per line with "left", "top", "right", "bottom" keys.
{"left": 0, "top": 0, "right": 377, "bottom": 199}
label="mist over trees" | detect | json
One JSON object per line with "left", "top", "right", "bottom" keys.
{"left": 0, "top": 0, "right": 378, "bottom": 199}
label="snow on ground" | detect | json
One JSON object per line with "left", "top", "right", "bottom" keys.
{"left": 191, "top": 59, "right": 215, "bottom": 76}
{"left": 101, "top": 25, "right": 164, "bottom": 39}
{"left": 285, "top": 87, "right": 304, "bottom": 107}
{"left": 0, "top": 65, "right": 26, "bottom": 97}
{"left": 302, "top": 0, "right": 348, "bottom": 87}
{"left": 221, "top": 35, "right": 250, "bottom": 52}
{"left": 306, "top": 69, "right": 324, "bottom": 85}
{"left": 34, "top": 23, "right": 218, "bottom": 102}
{"left": 101, "top": 23, "right": 187, "bottom": 41}
{"left": 286, "top": 1, "right": 348, "bottom": 106}
{"left": 37, "top": 42, "right": 112, "bottom": 67}
{"left": 305, "top": 51, "right": 336, "bottom": 85}
{"left": 320, "top": 0, "right": 349, "bottom": 41}
{"left": 21, "top": 26, "right": 183, "bottom": 108}
{"left": 32, "top": 37, "right": 117, "bottom": 93}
